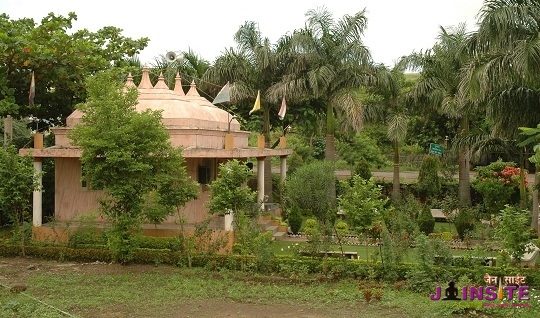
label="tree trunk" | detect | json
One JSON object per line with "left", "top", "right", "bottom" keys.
{"left": 324, "top": 103, "right": 336, "bottom": 161}
{"left": 458, "top": 116, "right": 471, "bottom": 206}
{"left": 324, "top": 104, "right": 336, "bottom": 203}
{"left": 392, "top": 141, "right": 401, "bottom": 201}
{"left": 263, "top": 104, "right": 272, "bottom": 202}
{"left": 532, "top": 165, "right": 539, "bottom": 236}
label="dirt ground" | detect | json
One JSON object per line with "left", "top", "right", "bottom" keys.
{"left": 0, "top": 257, "right": 401, "bottom": 318}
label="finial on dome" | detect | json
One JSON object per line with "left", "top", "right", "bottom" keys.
{"left": 138, "top": 65, "right": 153, "bottom": 89}
{"left": 186, "top": 80, "right": 200, "bottom": 97}
{"left": 125, "top": 72, "right": 136, "bottom": 88}
{"left": 174, "top": 73, "right": 185, "bottom": 96}
{"left": 154, "top": 72, "right": 169, "bottom": 89}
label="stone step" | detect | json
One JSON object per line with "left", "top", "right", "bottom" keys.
{"left": 265, "top": 225, "right": 278, "bottom": 235}
{"left": 273, "top": 231, "right": 287, "bottom": 241}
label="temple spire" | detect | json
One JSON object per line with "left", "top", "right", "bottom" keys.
{"left": 186, "top": 80, "right": 200, "bottom": 97}
{"left": 125, "top": 72, "right": 136, "bottom": 88}
{"left": 174, "top": 73, "right": 185, "bottom": 96}
{"left": 154, "top": 72, "right": 169, "bottom": 89}
{"left": 138, "top": 66, "right": 153, "bottom": 89}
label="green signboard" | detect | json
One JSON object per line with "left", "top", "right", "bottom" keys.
{"left": 429, "top": 143, "right": 444, "bottom": 155}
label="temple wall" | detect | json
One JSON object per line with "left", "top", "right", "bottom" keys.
{"left": 53, "top": 157, "right": 227, "bottom": 227}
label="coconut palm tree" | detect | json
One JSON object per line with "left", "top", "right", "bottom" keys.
{"left": 203, "top": 21, "right": 289, "bottom": 201}
{"left": 267, "top": 6, "right": 393, "bottom": 162}
{"left": 403, "top": 24, "right": 474, "bottom": 206}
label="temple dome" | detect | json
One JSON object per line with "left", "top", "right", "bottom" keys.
{"left": 66, "top": 67, "right": 240, "bottom": 131}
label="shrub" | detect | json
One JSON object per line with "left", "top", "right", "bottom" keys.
{"left": 454, "top": 208, "right": 476, "bottom": 240}
{"left": 417, "top": 155, "right": 441, "bottom": 201}
{"left": 353, "top": 159, "right": 372, "bottom": 180}
{"left": 417, "top": 205, "right": 435, "bottom": 235}
{"left": 287, "top": 208, "right": 303, "bottom": 234}
{"left": 302, "top": 218, "right": 320, "bottom": 236}
{"left": 287, "top": 161, "right": 336, "bottom": 222}
{"left": 494, "top": 205, "right": 531, "bottom": 262}
{"left": 470, "top": 161, "right": 524, "bottom": 213}
{"left": 334, "top": 220, "right": 349, "bottom": 238}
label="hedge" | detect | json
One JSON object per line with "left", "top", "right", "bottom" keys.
{"left": 1, "top": 243, "right": 538, "bottom": 288}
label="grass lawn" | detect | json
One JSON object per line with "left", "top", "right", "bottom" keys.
{"left": 1, "top": 257, "right": 538, "bottom": 318}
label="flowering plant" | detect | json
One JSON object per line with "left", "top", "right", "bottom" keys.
{"left": 471, "top": 161, "right": 527, "bottom": 213}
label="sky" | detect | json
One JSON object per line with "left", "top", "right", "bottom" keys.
{"left": 2, "top": 0, "right": 485, "bottom": 67}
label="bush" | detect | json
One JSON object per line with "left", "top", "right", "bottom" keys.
{"left": 287, "top": 161, "right": 336, "bottom": 222}
{"left": 353, "top": 159, "right": 372, "bottom": 180}
{"left": 417, "top": 155, "right": 441, "bottom": 201}
{"left": 287, "top": 208, "right": 303, "bottom": 234}
{"left": 454, "top": 208, "right": 476, "bottom": 240}
{"left": 302, "top": 218, "right": 320, "bottom": 236}
{"left": 470, "top": 161, "right": 524, "bottom": 214}
{"left": 417, "top": 205, "right": 435, "bottom": 235}
{"left": 334, "top": 220, "right": 349, "bottom": 238}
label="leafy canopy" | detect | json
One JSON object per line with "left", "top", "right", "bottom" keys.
{"left": 69, "top": 69, "right": 198, "bottom": 263}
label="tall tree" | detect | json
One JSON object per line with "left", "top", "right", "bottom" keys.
{"left": 69, "top": 69, "right": 198, "bottom": 263}
{"left": 267, "top": 6, "right": 391, "bottom": 162}
{"left": 460, "top": 0, "right": 540, "bottom": 139}
{"left": 460, "top": 0, "right": 540, "bottom": 232}
{"left": 403, "top": 24, "right": 474, "bottom": 205}
{"left": 0, "top": 12, "right": 148, "bottom": 126}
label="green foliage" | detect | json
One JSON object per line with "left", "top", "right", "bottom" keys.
{"left": 207, "top": 159, "right": 271, "bottom": 270}
{"left": 67, "top": 214, "right": 107, "bottom": 248}
{"left": 286, "top": 161, "right": 336, "bottom": 222}
{"left": 337, "top": 133, "right": 389, "bottom": 168}
{"left": 302, "top": 218, "right": 320, "bottom": 236}
{"left": 470, "top": 161, "right": 523, "bottom": 213}
{"left": 352, "top": 159, "right": 372, "bottom": 180}
{"left": 338, "top": 175, "right": 387, "bottom": 236}
{"left": 404, "top": 116, "right": 446, "bottom": 153}
{"left": 0, "top": 12, "right": 148, "bottom": 123}
{"left": 207, "top": 159, "right": 256, "bottom": 215}
{"left": 0, "top": 145, "right": 40, "bottom": 255}
{"left": 453, "top": 208, "right": 476, "bottom": 240}
{"left": 384, "top": 195, "right": 420, "bottom": 239}
{"left": 407, "top": 234, "right": 452, "bottom": 293}
{"left": 417, "top": 155, "right": 441, "bottom": 200}
{"left": 494, "top": 205, "right": 531, "bottom": 261}
{"left": 417, "top": 205, "right": 435, "bottom": 235}
{"left": 69, "top": 69, "right": 198, "bottom": 263}
{"left": 287, "top": 207, "right": 303, "bottom": 234}
{"left": 334, "top": 220, "right": 349, "bottom": 238}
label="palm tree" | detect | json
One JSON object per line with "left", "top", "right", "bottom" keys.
{"left": 203, "top": 21, "right": 288, "bottom": 201}
{"left": 267, "top": 6, "right": 392, "bottom": 162}
{"left": 460, "top": 0, "right": 540, "bottom": 139}
{"left": 150, "top": 48, "right": 210, "bottom": 90}
{"left": 403, "top": 24, "right": 474, "bottom": 206}
{"left": 385, "top": 68, "right": 414, "bottom": 201}
{"left": 459, "top": 0, "right": 540, "bottom": 233}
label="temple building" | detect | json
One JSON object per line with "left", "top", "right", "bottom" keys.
{"left": 21, "top": 67, "right": 291, "bottom": 240}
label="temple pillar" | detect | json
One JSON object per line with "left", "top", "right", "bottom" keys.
{"left": 280, "top": 155, "right": 287, "bottom": 184}
{"left": 32, "top": 133, "right": 43, "bottom": 227}
{"left": 257, "top": 157, "right": 265, "bottom": 209}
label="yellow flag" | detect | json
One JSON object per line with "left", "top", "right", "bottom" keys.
{"left": 249, "top": 90, "right": 261, "bottom": 115}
